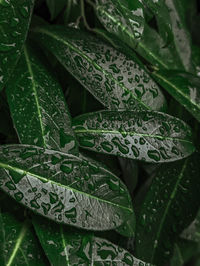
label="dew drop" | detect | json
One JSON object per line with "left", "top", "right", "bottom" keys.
{"left": 131, "top": 145, "right": 139, "bottom": 158}
{"left": 5, "top": 181, "right": 16, "bottom": 190}
{"left": 14, "top": 191, "right": 24, "bottom": 201}
{"left": 20, "top": 5, "right": 29, "bottom": 18}
{"left": 65, "top": 207, "right": 77, "bottom": 218}
{"left": 49, "top": 192, "right": 58, "bottom": 204}
{"left": 0, "top": 43, "right": 15, "bottom": 52}
{"left": 60, "top": 161, "right": 74, "bottom": 174}
{"left": 101, "top": 141, "right": 113, "bottom": 152}
{"left": 147, "top": 150, "right": 161, "bottom": 162}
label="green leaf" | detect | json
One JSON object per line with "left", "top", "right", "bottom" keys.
{"left": 0, "top": 144, "right": 133, "bottom": 231}
{"left": 181, "top": 208, "right": 200, "bottom": 243}
{"left": 170, "top": 239, "right": 199, "bottom": 266}
{"left": 95, "top": 0, "right": 182, "bottom": 70}
{"left": 95, "top": 0, "right": 145, "bottom": 45}
{"left": 152, "top": 70, "right": 200, "bottom": 123}
{"left": 33, "top": 216, "right": 149, "bottom": 266}
{"left": 0, "top": 0, "right": 34, "bottom": 90}
{"left": 6, "top": 42, "right": 79, "bottom": 156}
{"left": 73, "top": 110, "right": 194, "bottom": 163}
{"left": 31, "top": 25, "right": 166, "bottom": 112}
{"left": 164, "top": 0, "right": 194, "bottom": 73}
{"left": 135, "top": 152, "right": 200, "bottom": 265}
{"left": 0, "top": 208, "right": 47, "bottom": 265}
{"left": 46, "top": 0, "right": 67, "bottom": 21}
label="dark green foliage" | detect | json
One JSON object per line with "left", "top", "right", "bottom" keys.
{"left": 0, "top": 0, "right": 200, "bottom": 265}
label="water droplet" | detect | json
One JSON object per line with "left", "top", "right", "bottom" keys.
{"left": 51, "top": 154, "right": 63, "bottom": 165}
{"left": 101, "top": 141, "right": 113, "bottom": 152}
{"left": 9, "top": 170, "right": 24, "bottom": 184}
{"left": 65, "top": 207, "right": 77, "bottom": 218}
{"left": 41, "top": 202, "right": 50, "bottom": 215}
{"left": 59, "top": 128, "right": 76, "bottom": 151}
{"left": 5, "top": 181, "right": 16, "bottom": 190}
{"left": 0, "top": 43, "right": 15, "bottom": 52}
{"left": 49, "top": 192, "right": 58, "bottom": 204}
{"left": 108, "top": 178, "right": 120, "bottom": 191}
{"left": 14, "top": 191, "right": 23, "bottom": 201}
{"left": 147, "top": 150, "right": 161, "bottom": 162}
{"left": 60, "top": 161, "right": 74, "bottom": 174}
{"left": 19, "top": 5, "right": 29, "bottom": 18}
{"left": 79, "top": 136, "right": 95, "bottom": 147}
{"left": 10, "top": 17, "right": 19, "bottom": 27}
{"left": 131, "top": 145, "right": 139, "bottom": 157}
{"left": 51, "top": 201, "right": 64, "bottom": 214}
{"left": 30, "top": 199, "right": 40, "bottom": 209}
{"left": 112, "top": 137, "right": 129, "bottom": 154}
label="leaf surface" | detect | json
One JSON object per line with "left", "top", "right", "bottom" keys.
{"left": 0, "top": 144, "right": 133, "bottom": 231}
{"left": 95, "top": 0, "right": 145, "bottom": 46}
{"left": 0, "top": 207, "right": 47, "bottom": 266}
{"left": 135, "top": 152, "right": 200, "bottom": 265}
{"left": 95, "top": 0, "right": 182, "bottom": 70}
{"left": 33, "top": 216, "right": 150, "bottom": 266}
{"left": 0, "top": 0, "right": 34, "bottom": 90}
{"left": 152, "top": 70, "right": 200, "bottom": 123}
{"left": 73, "top": 110, "right": 194, "bottom": 162}
{"left": 31, "top": 25, "right": 166, "bottom": 111}
{"left": 6, "top": 42, "right": 79, "bottom": 156}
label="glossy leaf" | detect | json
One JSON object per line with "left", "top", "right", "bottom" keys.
{"left": 31, "top": 25, "right": 166, "bottom": 111}
{"left": 152, "top": 70, "right": 200, "bottom": 123}
{"left": 46, "top": 0, "right": 66, "bottom": 20}
{"left": 164, "top": 0, "right": 194, "bottom": 73}
{"left": 181, "top": 208, "right": 200, "bottom": 243}
{"left": 73, "top": 110, "right": 194, "bottom": 162}
{"left": 95, "top": 0, "right": 145, "bottom": 46}
{"left": 95, "top": 1, "right": 182, "bottom": 70}
{"left": 33, "top": 216, "right": 150, "bottom": 266}
{"left": 0, "top": 144, "right": 133, "bottom": 231}
{"left": 0, "top": 210, "right": 46, "bottom": 265}
{"left": 0, "top": 0, "right": 34, "bottom": 90}
{"left": 6, "top": 42, "right": 79, "bottom": 156}
{"left": 135, "top": 152, "right": 200, "bottom": 265}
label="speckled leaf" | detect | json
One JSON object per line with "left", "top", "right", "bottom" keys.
{"left": 31, "top": 25, "right": 166, "bottom": 112}
{"left": 181, "top": 208, "right": 200, "bottom": 243}
{"left": 95, "top": 0, "right": 145, "bottom": 46}
{"left": 135, "top": 152, "right": 200, "bottom": 265}
{"left": 33, "top": 216, "right": 150, "bottom": 266}
{"left": 0, "top": 211, "right": 46, "bottom": 266}
{"left": 46, "top": 0, "right": 67, "bottom": 20}
{"left": 6, "top": 42, "right": 78, "bottom": 156}
{"left": 95, "top": 0, "right": 182, "bottom": 70}
{"left": 0, "top": 145, "right": 133, "bottom": 231}
{"left": 141, "top": 0, "right": 173, "bottom": 44}
{"left": 152, "top": 70, "right": 200, "bottom": 123}
{"left": 73, "top": 110, "right": 194, "bottom": 163}
{"left": 164, "top": 0, "right": 194, "bottom": 73}
{"left": 0, "top": 0, "right": 34, "bottom": 90}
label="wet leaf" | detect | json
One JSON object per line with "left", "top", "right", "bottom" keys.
{"left": 33, "top": 216, "right": 150, "bottom": 266}
{"left": 46, "top": 0, "right": 66, "bottom": 21}
{"left": 152, "top": 70, "right": 200, "bottom": 123}
{"left": 95, "top": 0, "right": 145, "bottom": 46}
{"left": 73, "top": 110, "right": 194, "bottom": 163}
{"left": 0, "top": 0, "right": 34, "bottom": 90}
{"left": 181, "top": 208, "right": 200, "bottom": 243}
{"left": 6, "top": 42, "right": 79, "bottom": 156}
{"left": 170, "top": 239, "right": 198, "bottom": 266}
{"left": 0, "top": 144, "right": 133, "bottom": 231}
{"left": 0, "top": 210, "right": 47, "bottom": 265}
{"left": 95, "top": 0, "right": 182, "bottom": 70}
{"left": 135, "top": 152, "right": 200, "bottom": 265}
{"left": 31, "top": 25, "right": 166, "bottom": 112}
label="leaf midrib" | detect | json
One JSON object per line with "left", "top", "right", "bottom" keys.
{"left": 34, "top": 27, "right": 151, "bottom": 111}
{"left": 6, "top": 220, "right": 29, "bottom": 266}
{"left": 150, "top": 159, "right": 188, "bottom": 262}
{"left": 0, "top": 160, "right": 132, "bottom": 213}
{"left": 74, "top": 128, "right": 192, "bottom": 145}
